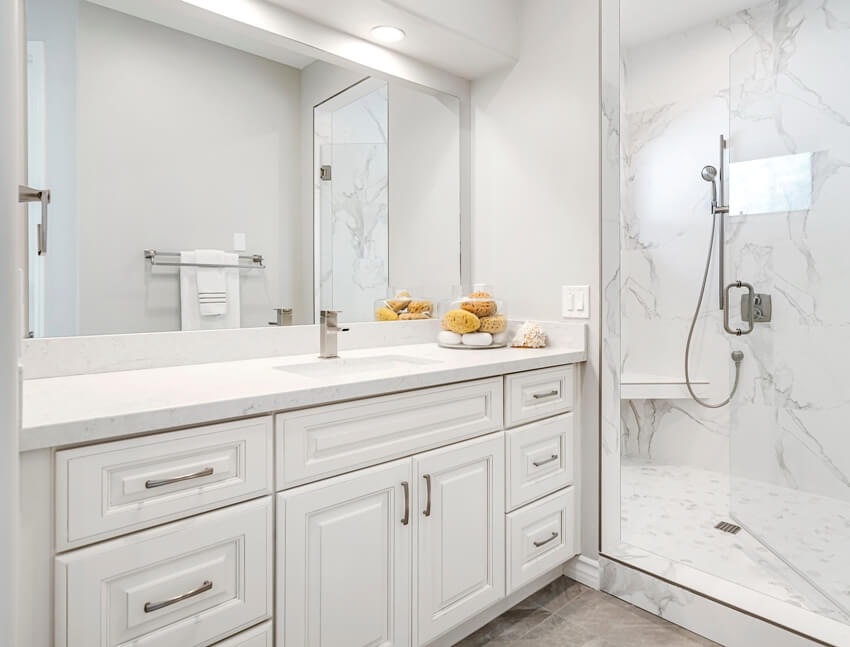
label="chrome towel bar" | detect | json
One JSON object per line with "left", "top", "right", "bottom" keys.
{"left": 144, "top": 249, "right": 265, "bottom": 269}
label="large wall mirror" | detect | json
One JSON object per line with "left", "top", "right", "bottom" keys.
{"left": 25, "top": 0, "right": 462, "bottom": 337}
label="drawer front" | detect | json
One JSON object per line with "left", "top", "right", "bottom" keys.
{"left": 56, "top": 417, "right": 274, "bottom": 550}
{"left": 55, "top": 498, "right": 273, "bottom": 647}
{"left": 506, "top": 488, "right": 576, "bottom": 594}
{"left": 213, "top": 621, "right": 273, "bottom": 647}
{"left": 504, "top": 365, "right": 575, "bottom": 428}
{"left": 506, "top": 414, "right": 574, "bottom": 511}
{"left": 276, "top": 378, "right": 502, "bottom": 489}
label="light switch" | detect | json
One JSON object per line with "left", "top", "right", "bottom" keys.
{"left": 562, "top": 285, "right": 590, "bottom": 319}
{"left": 233, "top": 233, "right": 247, "bottom": 251}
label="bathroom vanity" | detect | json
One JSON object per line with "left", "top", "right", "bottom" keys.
{"left": 18, "top": 326, "right": 585, "bottom": 647}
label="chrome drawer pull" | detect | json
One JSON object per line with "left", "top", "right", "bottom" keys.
{"left": 401, "top": 481, "right": 410, "bottom": 526}
{"left": 532, "top": 389, "right": 559, "bottom": 400}
{"left": 144, "top": 580, "right": 213, "bottom": 613}
{"left": 145, "top": 466, "right": 214, "bottom": 489}
{"left": 533, "top": 532, "right": 559, "bottom": 548}
{"left": 532, "top": 454, "right": 559, "bottom": 468}
{"left": 423, "top": 474, "right": 432, "bottom": 517}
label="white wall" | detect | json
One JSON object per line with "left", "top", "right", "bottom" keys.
{"left": 1, "top": 1, "right": 24, "bottom": 643}
{"left": 471, "top": 0, "right": 601, "bottom": 557}
{"left": 76, "top": 2, "right": 301, "bottom": 334}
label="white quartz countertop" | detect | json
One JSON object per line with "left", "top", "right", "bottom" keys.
{"left": 21, "top": 342, "right": 585, "bottom": 451}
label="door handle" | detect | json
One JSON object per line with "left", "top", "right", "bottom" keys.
{"left": 401, "top": 481, "right": 410, "bottom": 526}
{"left": 144, "top": 580, "right": 212, "bottom": 613}
{"left": 423, "top": 474, "right": 432, "bottom": 517}
{"left": 19, "top": 185, "right": 51, "bottom": 255}
{"left": 724, "top": 281, "right": 755, "bottom": 336}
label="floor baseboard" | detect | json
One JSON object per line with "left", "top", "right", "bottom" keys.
{"left": 564, "top": 554, "right": 601, "bottom": 590}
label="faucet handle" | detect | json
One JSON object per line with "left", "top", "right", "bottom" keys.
{"left": 320, "top": 310, "right": 349, "bottom": 331}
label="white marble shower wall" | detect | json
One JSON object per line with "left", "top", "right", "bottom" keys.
{"left": 316, "top": 83, "right": 389, "bottom": 322}
{"left": 619, "top": 12, "right": 754, "bottom": 471}
{"left": 621, "top": 0, "right": 850, "bottom": 611}
{"left": 725, "top": 0, "right": 850, "bottom": 611}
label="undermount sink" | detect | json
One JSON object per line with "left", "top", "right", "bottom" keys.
{"left": 275, "top": 354, "right": 441, "bottom": 377}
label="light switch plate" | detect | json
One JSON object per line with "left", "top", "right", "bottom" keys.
{"left": 562, "top": 285, "right": 590, "bottom": 319}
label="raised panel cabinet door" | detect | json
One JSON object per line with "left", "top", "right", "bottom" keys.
{"left": 279, "top": 458, "right": 413, "bottom": 647}
{"left": 414, "top": 433, "right": 505, "bottom": 645}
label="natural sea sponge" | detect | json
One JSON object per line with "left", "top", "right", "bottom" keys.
{"left": 376, "top": 307, "right": 399, "bottom": 321}
{"left": 479, "top": 314, "right": 507, "bottom": 334}
{"left": 407, "top": 300, "right": 433, "bottom": 315}
{"left": 399, "top": 312, "right": 430, "bottom": 320}
{"left": 442, "top": 309, "right": 480, "bottom": 334}
{"left": 386, "top": 290, "right": 412, "bottom": 312}
{"left": 460, "top": 291, "right": 497, "bottom": 317}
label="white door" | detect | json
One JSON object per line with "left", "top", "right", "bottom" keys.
{"left": 414, "top": 433, "right": 505, "bottom": 645}
{"left": 279, "top": 458, "right": 412, "bottom": 647}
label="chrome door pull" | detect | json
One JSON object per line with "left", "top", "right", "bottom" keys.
{"left": 401, "top": 481, "right": 410, "bottom": 526}
{"left": 532, "top": 454, "right": 559, "bottom": 468}
{"left": 144, "top": 580, "right": 212, "bottom": 613}
{"left": 423, "top": 474, "right": 432, "bottom": 517}
{"left": 723, "top": 281, "right": 755, "bottom": 336}
{"left": 145, "top": 466, "right": 214, "bottom": 489}
{"left": 532, "top": 390, "right": 559, "bottom": 400}
{"left": 533, "top": 532, "right": 559, "bottom": 548}
{"left": 18, "top": 185, "right": 51, "bottom": 255}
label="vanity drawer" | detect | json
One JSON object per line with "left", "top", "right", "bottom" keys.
{"left": 506, "top": 488, "right": 576, "bottom": 594}
{"left": 506, "top": 413, "right": 574, "bottom": 511}
{"left": 56, "top": 417, "right": 273, "bottom": 550}
{"left": 504, "top": 365, "right": 574, "bottom": 428}
{"left": 276, "top": 377, "right": 502, "bottom": 489}
{"left": 55, "top": 497, "right": 273, "bottom": 647}
{"left": 213, "top": 621, "right": 273, "bottom": 647}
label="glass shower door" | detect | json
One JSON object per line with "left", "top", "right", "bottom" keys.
{"left": 727, "top": 8, "right": 850, "bottom": 614}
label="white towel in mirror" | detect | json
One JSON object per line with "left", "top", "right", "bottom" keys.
{"left": 180, "top": 250, "right": 241, "bottom": 330}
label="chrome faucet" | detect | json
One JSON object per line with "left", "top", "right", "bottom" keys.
{"left": 319, "top": 310, "right": 349, "bottom": 359}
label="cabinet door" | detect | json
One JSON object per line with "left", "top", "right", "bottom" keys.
{"left": 279, "top": 458, "right": 412, "bottom": 647}
{"left": 414, "top": 433, "right": 505, "bottom": 645}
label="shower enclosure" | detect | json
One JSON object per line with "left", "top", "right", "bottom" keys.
{"left": 601, "top": 0, "right": 850, "bottom": 643}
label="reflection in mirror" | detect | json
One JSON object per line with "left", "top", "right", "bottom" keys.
{"left": 25, "top": 0, "right": 461, "bottom": 337}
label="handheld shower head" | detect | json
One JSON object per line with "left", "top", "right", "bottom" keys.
{"left": 701, "top": 165, "right": 718, "bottom": 203}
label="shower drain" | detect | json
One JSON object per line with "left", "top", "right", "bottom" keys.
{"left": 715, "top": 521, "right": 742, "bottom": 535}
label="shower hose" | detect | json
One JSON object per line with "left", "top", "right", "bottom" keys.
{"left": 684, "top": 212, "right": 744, "bottom": 408}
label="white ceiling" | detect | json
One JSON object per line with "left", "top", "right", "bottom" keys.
{"left": 266, "top": 0, "right": 520, "bottom": 79}
{"left": 621, "top": 0, "right": 761, "bottom": 48}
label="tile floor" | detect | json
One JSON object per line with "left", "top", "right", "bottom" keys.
{"left": 454, "top": 577, "right": 718, "bottom": 647}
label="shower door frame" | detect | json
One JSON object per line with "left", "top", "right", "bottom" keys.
{"left": 596, "top": 0, "right": 847, "bottom": 644}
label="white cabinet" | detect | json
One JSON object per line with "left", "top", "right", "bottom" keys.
{"left": 504, "top": 365, "right": 575, "bottom": 428}
{"left": 279, "top": 459, "right": 413, "bottom": 647}
{"left": 55, "top": 498, "right": 273, "bottom": 647}
{"left": 414, "top": 434, "right": 505, "bottom": 645}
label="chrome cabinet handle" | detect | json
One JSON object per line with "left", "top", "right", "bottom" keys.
{"left": 532, "top": 454, "right": 559, "bottom": 468}
{"left": 145, "top": 466, "right": 214, "bottom": 489}
{"left": 423, "top": 474, "right": 432, "bottom": 517}
{"left": 144, "top": 580, "right": 212, "bottom": 613}
{"left": 533, "top": 532, "right": 559, "bottom": 548}
{"left": 401, "top": 481, "right": 410, "bottom": 526}
{"left": 532, "top": 389, "right": 559, "bottom": 400}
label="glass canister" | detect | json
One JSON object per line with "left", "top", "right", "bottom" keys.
{"left": 374, "top": 288, "right": 435, "bottom": 321}
{"left": 437, "top": 285, "right": 508, "bottom": 349}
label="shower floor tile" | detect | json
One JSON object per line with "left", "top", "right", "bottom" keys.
{"left": 620, "top": 462, "right": 848, "bottom": 623}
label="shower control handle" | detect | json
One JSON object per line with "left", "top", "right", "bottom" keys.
{"left": 723, "top": 281, "right": 755, "bottom": 336}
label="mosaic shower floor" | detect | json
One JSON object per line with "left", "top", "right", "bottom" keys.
{"left": 620, "top": 462, "right": 849, "bottom": 624}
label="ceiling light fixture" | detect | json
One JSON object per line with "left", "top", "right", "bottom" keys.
{"left": 370, "top": 25, "right": 406, "bottom": 43}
